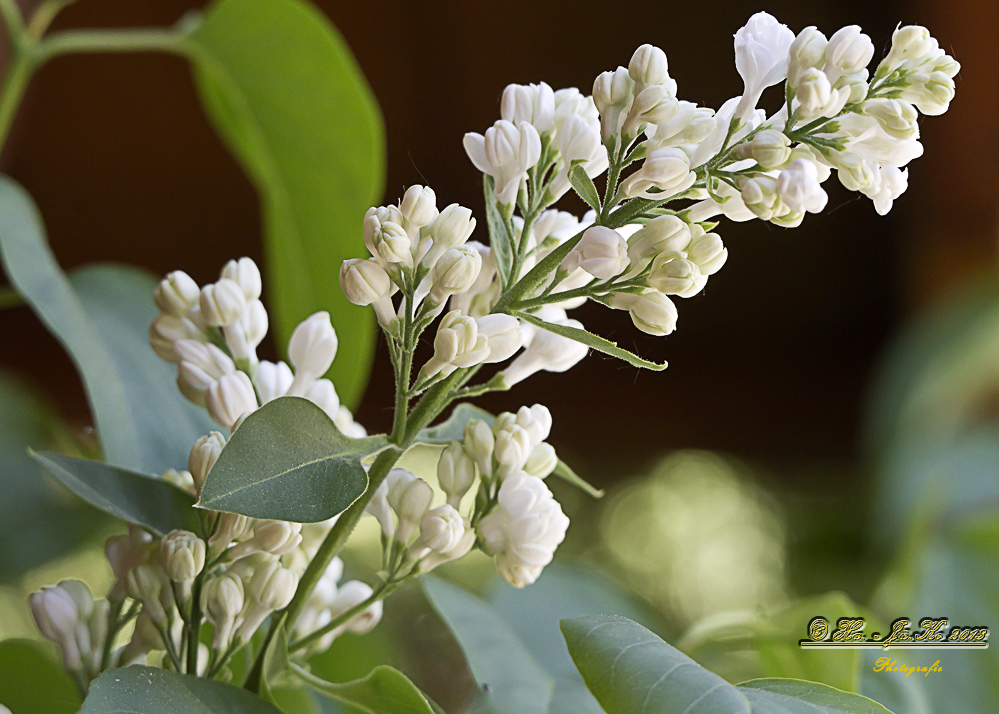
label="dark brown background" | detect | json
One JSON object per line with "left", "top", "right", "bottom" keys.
{"left": 1, "top": 0, "right": 995, "bottom": 482}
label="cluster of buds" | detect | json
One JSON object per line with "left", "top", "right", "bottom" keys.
{"left": 290, "top": 558, "right": 383, "bottom": 653}
{"left": 150, "top": 257, "right": 364, "bottom": 435}
{"left": 29, "top": 581, "right": 110, "bottom": 680}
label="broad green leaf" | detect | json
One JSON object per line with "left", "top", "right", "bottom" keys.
{"left": 80, "top": 666, "right": 283, "bottom": 713}
{"left": 293, "top": 663, "right": 437, "bottom": 714}
{"left": 513, "top": 310, "right": 667, "bottom": 371}
{"left": 423, "top": 578, "right": 554, "bottom": 714}
{"left": 484, "top": 176, "right": 514, "bottom": 288}
{"left": 0, "top": 176, "right": 217, "bottom": 473}
{"left": 188, "top": 0, "right": 384, "bottom": 410}
{"left": 0, "top": 639, "right": 81, "bottom": 714}
{"left": 198, "top": 397, "right": 384, "bottom": 522}
{"left": 490, "top": 563, "right": 662, "bottom": 714}
{"left": 562, "top": 615, "right": 750, "bottom": 714}
{"left": 31, "top": 451, "right": 200, "bottom": 536}
{"left": 561, "top": 616, "right": 897, "bottom": 714}
{"left": 415, "top": 403, "right": 603, "bottom": 497}
{"left": 0, "top": 372, "right": 105, "bottom": 581}
{"left": 740, "top": 679, "right": 893, "bottom": 713}
{"left": 569, "top": 165, "right": 601, "bottom": 212}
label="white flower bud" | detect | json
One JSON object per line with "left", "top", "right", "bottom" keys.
{"left": 777, "top": 158, "right": 828, "bottom": 214}
{"left": 189, "top": 431, "right": 225, "bottom": 494}
{"left": 437, "top": 442, "right": 476, "bottom": 507}
{"left": 230, "top": 521, "right": 303, "bottom": 560}
{"left": 524, "top": 442, "right": 558, "bottom": 479}
{"left": 825, "top": 26, "right": 874, "bottom": 77}
{"left": 287, "top": 312, "right": 338, "bottom": 392}
{"left": 501, "top": 82, "right": 555, "bottom": 135}
{"left": 648, "top": 257, "right": 705, "bottom": 298}
{"left": 399, "top": 185, "right": 439, "bottom": 238}
{"left": 364, "top": 468, "right": 415, "bottom": 537}
{"left": 835, "top": 71, "right": 870, "bottom": 104}
{"left": 430, "top": 245, "right": 482, "bottom": 304}
{"left": 205, "top": 372, "right": 257, "bottom": 431}
{"left": 419, "top": 311, "right": 490, "bottom": 380}
{"left": 787, "top": 26, "right": 827, "bottom": 86}
{"left": 549, "top": 113, "right": 607, "bottom": 200}
{"left": 208, "top": 512, "right": 252, "bottom": 552}
{"left": 160, "top": 530, "right": 206, "bottom": 584}
{"left": 647, "top": 101, "right": 716, "bottom": 150}
{"left": 199, "top": 279, "right": 246, "bottom": 327}
{"left": 494, "top": 425, "right": 532, "bottom": 478}
{"left": 392, "top": 478, "right": 433, "bottom": 544}
{"left": 620, "top": 148, "right": 695, "bottom": 199}
{"left": 330, "top": 580, "right": 382, "bottom": 635}
{"left": 363, "top": 211, "right": 411, "bottom": 266}
{"left": 629, "top": 44, "right": 671, "bottom": 91}
{"left": 795, "top": 67, "right": 850, "bottom": 119}
{"left": 201, "top": 572, "right": 243, "bottom": 649}
{"left": 253, "top": 360, "right": 293, "bottom": 404}
{"left": 593, "top": 67, "right": 634, "bottom": 141}
{"left": 463, "top": 419, "right": 495, "bottom": 477}
{"left": 686, "top": 228, "right": 727, "bottom": 275}
{"left": 248, "top": 560, "right": 299, "bottom": 613}
{"left": 220, "top": 257, "right": 262, "bottom": 301}
{"left": 869, "top": 166, "right": 908, "bottom": 216}
{"left": 127, "top": 564, "right": 170, "bottom": 625}
{"left": 241, "top": 299, "right": 268, "bottom": 349}
{"left": 474, "top": 314, "right": 523, "bottom": 364}
{"left": 476, "top": 474, "right": 569, "bottom": 588}
{"left": 884, "top": 25, "right": 937, "bottom": 71}
{"left": 149, "top": 314, "right": 202, "bottom": 363}
{"left": 303, "top": 378, "right": 341, "bottom": 421}
{"left": 29, "top": 585, "right": 80, "bottom": 644}
{"left": 421, "top": 204, "right": 477, "bottom": 267}
{"left": 833, "top": 151, "right": 880, "bottom": 192}
{"left": 612, "top": 290, "right": 678, "bottom": 336}
{"left": 105, "top": 527, "right": 153, "bottom": 603}
{"left": 500, "top": 318, "right": 589, "bottom": 386}
{"left": 515, "top": 404, "right": 552, "bottom": 447}
{"left": 418, "top": 505, "right": 466, "bottom": 554}
{"left": 339, "top": 258, "right": 393, "bottom": 306}
{"left": 748, "top": 129, "right": 791, "bottom": 170}
{"left": 561, "top": 226, "right": 629, "bottom": 280}
{"left": 464, "top": 120, "right": 541, "bottom": 205}
{"left": 176, "top": 339, "right": 235, "bottom": 396}
{"left": 154, "top": 271, "right": 200, "bottom": 317}
{"left": 622, "top": 85, "right": 678, "bottom": 139}
{"left": 903, "top": 70, "right": 955, "bottom": 116}
{"left": 865, "top": 98, "right": 920, "bottom": 140}
{"left": 627, "top": 215, "right": 691, "bottom": 270}
{"left": 740, "top": 175, "right": 786, "bottom": 220}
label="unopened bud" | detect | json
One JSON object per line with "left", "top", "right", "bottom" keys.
{"left": 524, "top": 442, "right": 558, "bottom": 479}
{"left": 199, "top": 279, "right": 246, "bottom": 327}
{"left": 154, "top": 271, "right": 200, "bottom": 317}
{"left": 220, "top": 257, "right": 262, "bottom": 301}
{"left": 437, "top": 441, "right": 476, "bottom": 507}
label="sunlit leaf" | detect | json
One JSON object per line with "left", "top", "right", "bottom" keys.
{"left": 188, "top": 0, "right": 385, "bottom": 409}
{"left": 293, "top": 663, "right": 438, "bottom": 714}
{"left": 198, "top": 397, "right": 385, "bottom": 522}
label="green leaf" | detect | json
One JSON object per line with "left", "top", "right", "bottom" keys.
{"left": 31, "top": 451, "right": 200, "bottom": 536}
{"left": 80, "top": 666, "right": 283, "bottom": 713}
{"left": 569, "top": 165, "right": 601, "bottom": 212}
{"left": 415, "top": 403, "right": 495, "bottom": 444}
{"left": 423, "top": 578, "right": 555, "bottom": 714}
{"left": 187, "top": 0, "right": 384, "bottom": 410}
{"left": 484, "top": 175, "right": 514, "bottom": 289}
{"left": 0, "top": 639, "right": 81, "bottom": 714}
{"left": 415, "top": 403, "right": 603, "bottom": 498}
{"left": 560, "top": 616, "right": 897, "bottom": 714}
{"left": 0, "top": 372, "right": 106, "bottom": 581}
{"left": 550, "top": 459, "right": 604, "bottom": 498}
{"left": 293, "top": 663, "right": 438, "bottom": 714}
{"left": 0, "top": 176, "right": 218, "bottom": 473}
{"left": 513, "top": 310, "right": 667, "bottom": 371}
{"left": 198, "top": 396, "right": 384, "bottom": 522}
{"left": 740, "top": 679, "right": 894, "bottom": 713}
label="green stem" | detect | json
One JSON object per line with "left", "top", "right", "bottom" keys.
{"left": 243, "top": 447, "right": 403, "bottom": 692}
{"left": 35, "top": 27, "right": 192, "bottom": 61}
{"left": 0, "top": 49, "right": 35, "bottom": 152}
{"left": 402, "top": 370, "right": 465, "bottom": 443}
{"left": 97, "top": 600, "right": 123, "bottom": 674}
{"left": 288, "top": 581, "right": 396, "bottom": 653}
{"left": 26, "top": 0, "right": 76, "bottom": 38}
{"left": 185, "top": 574, "right": 205, "bottom": 674}
{"left": 450, "top": 373, "right": 508, "bottom": 400}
